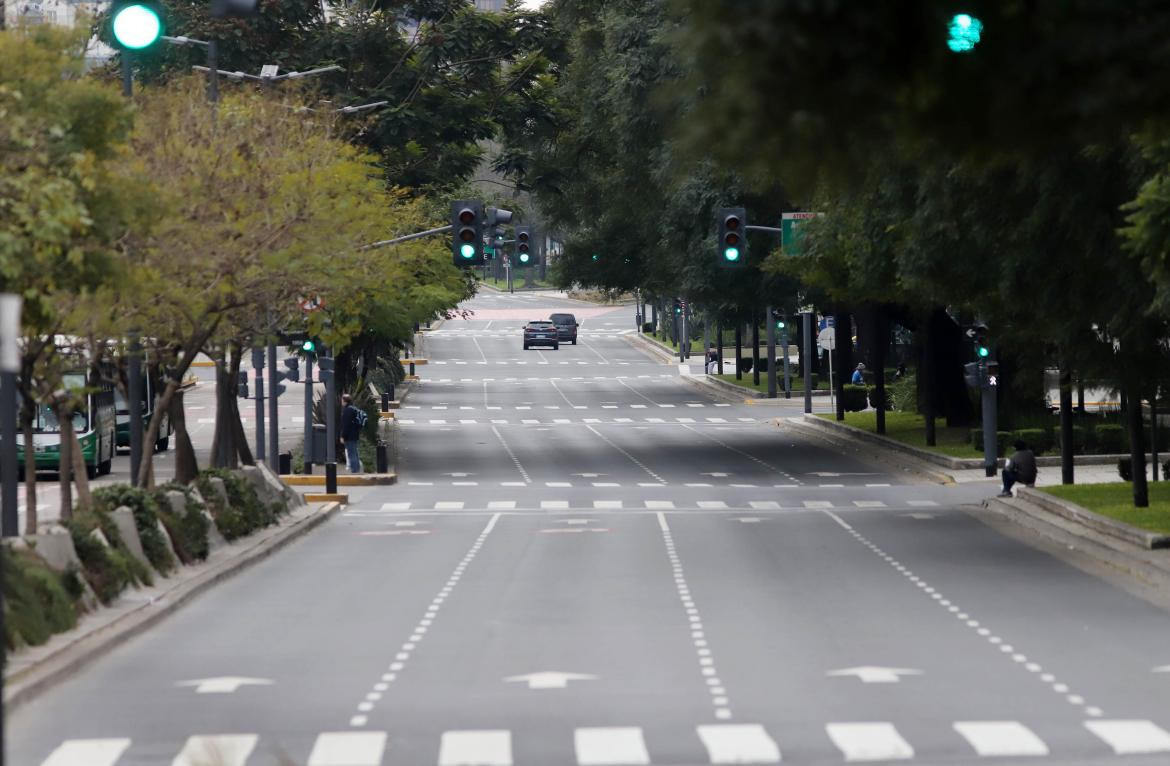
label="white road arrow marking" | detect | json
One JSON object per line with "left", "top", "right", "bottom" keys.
{"left": 810, "top": 471, "right": 879, "bottom": 477}
{"left": 504, "top": 671, "right": 597, "bottom": 689}
{"left": 1153, "top": 665, "right": 1170, "bottom": 673}
{"left": 733, "top": 517, "right": 764, "bottom": 523}
{"left": 556, "top": 519, "right": 594, "bottom": 525}
{"left": 702, "top": 472, "right": 731, "bottom": 477}
{"left": 902, "top": 513, "right": 936, "bottom": 520}
{"left": 176, "top": 677, "right": 274, "bottom": 694}
{"left": 444, "top": 472, "right": 475, "bottom": 477}
{"left": 827, "top": 666, "right": 923, "bottom": 684}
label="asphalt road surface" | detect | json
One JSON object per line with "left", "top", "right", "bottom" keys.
{"left": 11, "top": 290, "right": 1170, "bottom": 765}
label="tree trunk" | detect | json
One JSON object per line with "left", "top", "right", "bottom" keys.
{"left": 734, "top": 320, "right": 742, "bottom": 381}
{"left": 833, "top": 304, "right": 852, "bottom": 421}
{"left": 1152, "top": 383, "right": 1160, "bottom": 483}
{"left": 873, "top": 308, "right": 888, "bottom": 435}
{"left": 230, "top": 391, "right": 254, "bottom": 466}
{"left": 1126, "top": 384, "right": 1149, "bottom": 508}
{"left": 171, "top": 388, "right": 199, "bottom": 484}
{"left": 921, "top": 318, "right": 936, "bottom": 446}
{"left": 1059, "top": 367, "right": 1074, "bottom": 484}
{"left": 57, "top": 404, "right": 73, "bottom": 521}
{"left": 69, "top": 423, "right": 92, "bottom": 513}
{"left": 21, "top": 409, "right": 37, "bottom": 535}
{"left": 751, "top": 308, "right": 760, "bottom": 387}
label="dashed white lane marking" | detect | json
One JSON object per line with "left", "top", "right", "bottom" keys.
{"left": 1085, "top": 720, "right": 1170, "bottom": 755}
{"left": 953, "top": 721, "right": 1049, "bottom": 757}
{"left": 307, "top": 731, "right": 387, "bottom": 765}
{"left": 41, "top": 739, "right": 130, "bottom": 766}
{"left": 697, "top": 501, "right": 728, "bottom": 509}
{"left": 749, "top": 501, "right": 780, "bottom": 510}
{"left": 488, "top": 501, "right": 516, "bottom": 510}
{"left": 574, "top": 727, "right": 650, "bottom": 765}
{"left": 657, "top": 512, "right": 732, "bottom": 721}
{"left": 821, "top": 509, "right": 1106, "bottom": 720}
{"left": 593, "top": 500, "right": 623, "bottom": 509}
{"left": 803, "top": 501, "right": 833, "bottom": 508}
{"left": 491, "top": 425, "right": 530, "bottom": 484}
{"left": 678, "top": 422, "right": 802, "bottom": 485}
{"left": 348, "top": 514, "right": 501, "bottom": 729}
{"left": 438, "top": 729, "right": 512, "bottom": 765}
{"left": 584, "top": 424, "right": 667, "bottom": 483}
{"left": 826, "top": 722, "right": 913, "bottom": 762}
{"left": 434, "top": 501, "right": 464, "bottom": 510}
{"left": 853, "top": 500, "right": 887, "bottom": 508}
{"left": 645, "top": 500, "right": 675, "bottom": 509}
{"left": 907, "top": 500, "right": 939, "bottom": 507}
{"left": 697, "top": 724, "right": 782, "bottom": 764}
{"left": 172, "top": 735, "right": 258, "bottom": 766}
{"left": 541, "top": 500, "right": 569, "bottom": 509}
{"left": 381, "top": 502, "right": 412, "bottom": 511}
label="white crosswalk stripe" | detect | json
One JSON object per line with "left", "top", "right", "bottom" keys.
{"left": 171, "top": 734, "right": 258, "bottom": 766}
{"left": 574, "top": 727, "right": 650, "bottom": 765}
{"left": 954, "top": 721, "right": 1048, "bottom": 757}
{"left": 644, "top": 500, "right": 675, "bottom": 509}
{"left": 438, "top": 730, "right": 512, "bottom": 765}
{"left": 594, "top": 500, "right": 623, "bottom": 509}
{"left": 41, "top": 739, "right": 130, "bottom": 766}
{"left": 381, "top": 502, "right": 411, "bottom": 511}
{"left": 697, "top": 724, "right": 781, "bottom": 764}
{"left": 1085, "top": 719, "right": 1170, "bottom": 754}
{"left": 749, "top": 501, "right": 780, "bottom": 510}
{"left": 907, "top": 500, "right": 939, "bottom": 507}
{"left": 306, "top": 731, "right": 387, "bottom": 765}
{"left": 488, "top": 501, "right": 517, "bottom": 509}
{"left": 826, "top": 722, "right": 914, "bottom": 761}
{"left": 853, "top": 500, "right": 887, "bottom": 508}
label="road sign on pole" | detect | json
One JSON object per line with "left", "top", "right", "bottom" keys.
{"left": 781, "top": 212, "right": 823, "bottom": 256}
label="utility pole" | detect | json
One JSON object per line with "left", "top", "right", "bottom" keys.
{"left": 252, "top": 347, "right": 265, "bottom": 464}
{"left": 766, "top": 305, "right": 777, "bottom": 398}
{"left": 267, "top": 341, "right": 278, "bottom": 473}
{"left": 752, "top": 309, "right": 761, "bottom": 387}
{"left": 320, "top": 348, "right": 337, "bottom": 495}
{"left": 716, "top": 321, "right": 724, "bottom": 375}
{"left": 303, "top": 356, "right": 314, "bottom": 474}
{"left": 802, "top": 311, "right": 813, "bottom": 414}
{"left": 782, "top": 322, "right": 792, "bottom": 399}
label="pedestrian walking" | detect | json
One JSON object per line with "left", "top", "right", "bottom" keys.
{"left": 851, "top": 363, "right": 866, "bottom": 385}
{"left": 705, "top": 345, "right": 718, "bottom": 374}
{"left": 999, "top": 440, "right": 1038, "bottom": 497}
{"left": 340, "top": 394, "right": 367, "bottom": 474}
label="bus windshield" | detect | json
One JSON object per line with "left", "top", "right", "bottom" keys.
{"left": 34, "top": 405, "right": 87, "bottom": 434}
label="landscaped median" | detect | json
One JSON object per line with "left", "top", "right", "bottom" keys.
{"left": 1036, "top": 483, "right": 1170, "bottom": 540}
{"left": 4, "top": 465, "right": 338, "bottom": 709}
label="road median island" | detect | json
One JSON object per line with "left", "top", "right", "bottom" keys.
{"left": 788, "top": 415, "right": 959, "bottom": 485}
{"left": 3, "top": 466, "right": 342, "bottom": 711}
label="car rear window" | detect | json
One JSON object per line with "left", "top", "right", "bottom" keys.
{"left": 550, "top": 314, "right": 576, "bottom": 325}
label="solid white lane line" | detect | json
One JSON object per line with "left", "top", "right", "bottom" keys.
{"left": 438, "top": 730, "right": 512, "bottom": 766}
{"left": 41, "top": 738, "right": 131, "bottom": 766}
{"left": 678, "top": 422, "right": 801, "bottom": 484}
{"left": 1085, "top": 720, "right": 1170, "bottom": 754}
{"left": 953, "top": 721, "right": 1048, "bottom": 757}
{"left": 307, "top": 732, "right": 387, "bottom": 765}
{"left": 171, "top": 735, "right": 258, "bottom": 766}
{"left": 697, "top": 724, "right": 782, "bottom": 764}
{"left": 471, "top": 335, "right": 489, "bottom": 364}
{"left": 548, "top": 377, "right": 578, "bottom": 408}
{"left": 615, "top": 376, "right": 660, "bottom": 405}
{"left": 574, "top": 727, "right": 650, "bottom": 765}
{"left": 825, "top": 723, "right": 913, "bottom": 762}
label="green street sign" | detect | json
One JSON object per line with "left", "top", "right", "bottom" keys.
{"left": 781, "top": 212, "right": 822, "bottom": 256}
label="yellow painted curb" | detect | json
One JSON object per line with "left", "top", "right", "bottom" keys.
{"left": 190, "top": 361, "right": 217, "bottom": 368}
{"left": 402, "top": 358, "right": 429, "bottom": 365}
{"left": 405, "top": 375, "right": 420, "bottom": 381}
{"left": 304, "top": 492, "right": 349, "bottom": 503}
{"left": 282, "top": 474, "right": 398, "bottom": 486}
{"left": 380, "top": 412, "right": 395, "bottom": 420}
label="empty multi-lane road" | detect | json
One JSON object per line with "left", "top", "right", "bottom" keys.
{"left": 13, "top": 290, "right": 1170, "bottom": 765}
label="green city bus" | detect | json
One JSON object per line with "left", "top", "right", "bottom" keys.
{"left": 115, "top": 370, "right": 172, "bottom": 452}
{"left": 16, "top": 372, "right": 117, "bottom": 479}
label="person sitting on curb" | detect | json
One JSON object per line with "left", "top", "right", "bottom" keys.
{"left": 999, "top": 440, "right": 1038, "bottom": 497}
{"left": 851, "top": 363, "right": 866, "bottom": 384}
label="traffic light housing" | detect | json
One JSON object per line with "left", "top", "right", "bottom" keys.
{"left": 718, "top": 208, "right": 747, "bottom": 267}
{"left": 236, "top": 371, "right": 249, "bottom": 399}
{"left": 450, "top": 200, "right": 483, "bottom": 266}
{"left": 673, "top": 300, "right": 682, "bottom": 316}
{"left": 283, "top": 357, "right": 300, "bottom": 383}
{"left": 109, "top": 1, "right": 164, "bottom": 50}
{"left": 965, "top": 323, "right": 991, "bottom": 359}
{"left": 516, "top": 226, "right": 533, "bottom": 266}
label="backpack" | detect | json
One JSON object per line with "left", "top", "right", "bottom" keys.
{"left": 355, "top": 407, "right": 368, "bottom": 429}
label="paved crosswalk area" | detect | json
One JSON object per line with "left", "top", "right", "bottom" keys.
{"left": 345, "top": 498, "right": 935, "bottom": 514}
{"left": 37, "top": 718, "right": 1170, "bottom": 764}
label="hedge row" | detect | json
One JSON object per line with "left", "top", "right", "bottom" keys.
{"left": 971, "top": 422, "right": 1130, "bottom": 456}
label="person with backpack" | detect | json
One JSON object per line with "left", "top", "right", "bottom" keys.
{"left": 340, "top": 394, "right": 367, "bottom": 473}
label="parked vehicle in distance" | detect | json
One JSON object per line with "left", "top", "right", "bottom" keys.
{"left": 549, "top": 313, "right": 579, "bottom": 344}
{"left": 16, "top": 372, "right": 116, "bottom": 479}
{"left": 523, "top": 320, "right": 560, "bottom": 350}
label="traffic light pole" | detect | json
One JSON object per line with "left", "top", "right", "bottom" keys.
{"left": 323, "top": 347, "right": 337, "bottom": 495}
{"left": 128, "top": 333, "right": 143, "bottom": 485}
{"left": 766, "top": 306, "right": 777, "bottom": 399}
{"left": 252, "top": 348, "right": 265, "bottom": 463}
{"left": 267, "top": 342, "right": 278, "bottom": 473}
{"left": 303, "top": 357, "right": 314, "bottom": 474}
{"left": 121, "top": 55, "right": 133, "bottom": 98}
{"left": 802, "top": 312, "right": 813, "bottom": 414}
{"left": 783, "top": 326, "right": 791, "bottom": 399}
{"left": 982, "top": 381, "right": 997, "bottom": 477}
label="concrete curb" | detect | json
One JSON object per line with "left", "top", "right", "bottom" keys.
{"left": 694, "top": 372, "right": 831, "bottom": 402}
{"left": 1014, "top": 487, "right": 1170, "bottom": 549}
{"left": 627, "top": 332, "right": 683, "bottom": 363}
{"left": 4, "top": 502, "right": 343, "bottom": 711}
{"left": 282, "top": 474, "right": 397, "bottom": 486}
{"left": 783, "top": 417, "right": 957, "bottom": 485}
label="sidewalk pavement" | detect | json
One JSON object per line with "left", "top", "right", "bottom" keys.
{"left": 953, "top": 463, "right": 1123, "bottom": 485}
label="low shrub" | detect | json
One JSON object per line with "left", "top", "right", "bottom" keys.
{"left": 67, "top": 512, "right": 151, "bottom": 603}
{"left": 197, "top": 468, "right": 281, "bottom": 541}
{"left": 1058, "top": 424, "right": 1086, "bottom": 453}
{"left": 738, "top": 357, "right": 753, "bottom": 374}
{"left": 1118, "top": 457, "right": 1133, "bottom": 481}
{"left": 888, "top": 374, "right": 917, "bottom": 413}
{"left": 1095, "top": 424, "right": 1128, "bottom": 454}
{"left": 152, "top": 482, "right": 210, "bottom": 564}
{"left": 93, "top": 485, "right": 176, "bottom": 575}
{"left": 841, "top": 385, "right": 869, "bottom": 412}
{"left": 972, "top": 428, "right": 1013, "bottom": 456}
{"left": 1014, "top": 428, "right": 1051, "bottom": 455}
{"left": 3, "top": 548, "right": 79, "bottom": 649}
{"left": 868, "top": 386, "right": 891, "bottom": 411}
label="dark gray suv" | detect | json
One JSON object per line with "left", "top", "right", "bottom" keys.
{"left": 549, "top": 313, "right": 578, "bottom": 344}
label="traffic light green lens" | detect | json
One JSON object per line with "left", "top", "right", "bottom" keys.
{"left": 460, "top": 243, "right": 476, "bottom": 259}
{"left": 947, "top": 13, "right": 982, "bottom": 52}
{"left": 724, "top": 247, "right": 740, "bottom": 262}
{"left": 519, "top": 254, "right": 530, "bottom": 263}
{"left": 302, "top": 340, "right": 315, "bottom": 352}
{"left": 113, "top": 4, "right": 162, "bottom": 49}
{"left": 977, "top": 346, "right": 989, "bottom": 358}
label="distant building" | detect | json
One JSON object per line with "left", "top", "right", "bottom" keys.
{"left": 4, "top": 0, "right": 115, "bottom": 66}
{"left": 475, "top": 0, "right": 505, "bottom": 12}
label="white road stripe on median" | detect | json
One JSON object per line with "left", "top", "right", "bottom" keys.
{"left": 953, "top": 721, "right": 1048, "bottom": 757}
{"left": 172, "top": 734, "right": 258, "bottom": 766}
{"left": 488, "top": 501, "right": 516, "bottom": 509}
{"left": 697, "top": 724, "right": 781, "bottom": 764}
{"left": 439, "top": 730, "right": 512, "bottom": 766}
{"left": 41, "top": 738, "right": 130, "bottom": 766}
{"left": 1085, "top": 720, "right": 1170, "bottom": 755}
{"left": 574, "top": 727, "right": 650, "bottom": 765}
{"left": 307, "top": 732, "right": 387, "bottom": 765}
{"left": 826, "top": 723, "right": 913, "bottom": 762}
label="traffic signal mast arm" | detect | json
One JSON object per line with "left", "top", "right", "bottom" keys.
{"left": 744, "top": 225, "right": 783, "bottom": 234}
{"left": 360, "top": 224, "right": 454, "bottom": 250}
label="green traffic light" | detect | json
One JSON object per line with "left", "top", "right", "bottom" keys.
{"left": 591, "top": 254, "right": 600, "bottom": 262}
{"left": 112, "top": 3, "right": 162, "bottom": 49}
{"left": 302, "top": 339, "right": 315, "bottom": 353}
{"left": 723, "top": 247, "right": 740, "bottom": 262}
{"left": 947, "top": 13, "right": 982, "bottom": 53}
{"left": 460, "top": 243, "right": 476, "bottom": 259}
{"left": 977, "top": 346, "right": 990, "bottom": 358}
{"left": 519, "top": 253, "right": 530, "bottom": 264}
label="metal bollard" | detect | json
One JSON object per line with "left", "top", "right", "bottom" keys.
{"left": 325, "top": 461, "right": 337, "bottom": 494}
{"left": 409, "top": 361, "right": 416, "bottom": 377}
{"left": 376, "top": 441, "right": 389, "bottom": 474}
{"left": 381, "top": 390, "right": 390, "bottom": 412}
{"left": 388, "top": 383, "right": 395, "bottom": 402}
{"left": 278, "top": 451, "right": 291, "bottom": 475}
